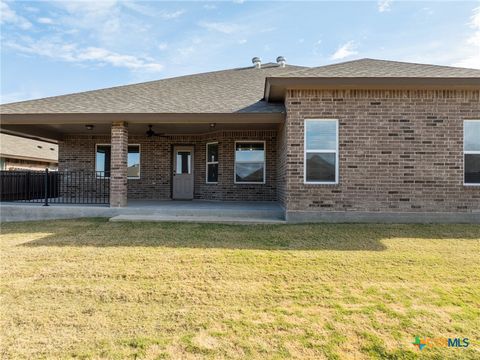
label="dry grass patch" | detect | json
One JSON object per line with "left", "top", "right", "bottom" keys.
{"left": 0, "top": 219, "right": 479, "bottom": 359}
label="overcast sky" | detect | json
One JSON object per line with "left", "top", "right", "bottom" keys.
{"left": 1, "top": 0, "right": 479, "bottom": 104}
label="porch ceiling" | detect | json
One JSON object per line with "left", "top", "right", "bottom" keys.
{"left": 1, "top": 120, "right": 280, "bottom": 142}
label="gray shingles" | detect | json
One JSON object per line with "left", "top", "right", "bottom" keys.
{"left": 0, "top": 63, "right": 304, "bottom": 114}
{"left": 275, "top": 58, "right": 480, "bottom": 78}
{"left": 0, "top": 133, "right": 58, "bottom": 162}
{"left": 1, "top": 58, "right": 478, "bottom": 115}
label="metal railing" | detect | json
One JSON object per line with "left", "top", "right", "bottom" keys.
{"left": 0, "top": 170, "right": 110, "bottom": 205}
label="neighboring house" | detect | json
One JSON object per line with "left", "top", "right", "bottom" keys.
{"left": 0, "top": 58, "right": 479, "bottom": 221}
{"left": 0, "top": 133, "right": 58, "bottom": 171}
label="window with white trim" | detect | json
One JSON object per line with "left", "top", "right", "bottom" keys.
{"left": 235, "top": 141, "right": 265, "bottom": 183}
{"left": 206, "top": 142, "right": 218, "bottom": 183}
{"left": 304, "top": 119, "right": 338, "bottom": 184}
{"left": 95, "top": 144, "right": 140, "bottom": 179}
{"left": 464, "top": 120, "right": 480, "bottom": 185}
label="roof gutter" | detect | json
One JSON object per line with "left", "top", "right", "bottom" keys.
{"left": 264, "top": 77, "right": 480, "bottom": 102}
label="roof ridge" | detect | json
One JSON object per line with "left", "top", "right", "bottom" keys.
{"left": 319, "top": 58, "right": 480, "bottom": 71}
{"left": 356, "top": 58, "right": 480, "bottom": 71}
{"left": 270, "top": 58, "right": 374, "bottom": 77}
{"left": 266, "top": 58, "right": 480, "bottom": 79}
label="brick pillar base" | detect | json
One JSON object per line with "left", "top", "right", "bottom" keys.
{"left": 110, "top": 121, "right": 128, "bottom": 207}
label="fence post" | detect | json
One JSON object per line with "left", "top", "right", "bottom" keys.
{"left": 26, "top": 171, "right": 31, "bottom": 201}
{"left": 43, "top": 168, "right": 49, "bottom": 206}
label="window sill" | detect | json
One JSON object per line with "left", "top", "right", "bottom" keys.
{"left": 95, "top": 177, "right": 141, "bottom": 180}
{"left": 234, "top": 182, "right": 266, "bottom": 185}
{"left": 304, "top": 181, "right": 338, "bottom": 185}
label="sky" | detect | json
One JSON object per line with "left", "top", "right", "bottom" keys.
{"left": 1, "top": 0, "right": 479, "bottom": 104}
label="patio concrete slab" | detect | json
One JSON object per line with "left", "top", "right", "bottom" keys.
{"left": 0, "top": 200, "right": 285, "bottom": 222}
{"left": 109, "top": 214, "right": 286, "bottom": 224}
{"left": 126, "top": 200, "right": 284, "bottom": 219}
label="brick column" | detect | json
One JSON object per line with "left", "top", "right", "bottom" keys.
{"left": 110, "top": 121, "right": 128, "bottom": 207}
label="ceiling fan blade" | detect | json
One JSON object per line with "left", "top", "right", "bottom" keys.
{"left": 146, "top": 125, "right": 155, "bottom": 137}
{"left": 145, "top": 125, "right": 167, "bottom": 137}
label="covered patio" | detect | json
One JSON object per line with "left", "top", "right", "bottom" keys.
{"left": 1, "top": 115, "right": 283, "bottom": 207}
{"left": 0, "top": 199, "right": 285, "bottom": 223}
{"left": 0, "top": 61, "right": 294, "bottom": 213}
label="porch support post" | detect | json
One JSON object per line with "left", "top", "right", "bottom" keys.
{"left": 110, "top": 121, "right": 128, "bottom": 207}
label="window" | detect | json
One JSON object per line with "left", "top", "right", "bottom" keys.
{"left": 176, "top": 151, "right": 191, "bottom": 174}
{"left": 206, "top": 142, "right": 218, "bottom": 183}
{"left": 127, "top": 145, "right": 140, "bottom": 178}
{"left": 95, "top": 144, "right": 140, "bottom": 179}
{"left": 235, "top": 141, "right": 265, "bottom": 183}
{"left": 96, "top": 145, "right": 111, "bottom": 176}
{"left": 464, "top": 120, "right": 480, "bottom": 185}
{"left": 304, "top": 119, "right": 338, "bottom": 184}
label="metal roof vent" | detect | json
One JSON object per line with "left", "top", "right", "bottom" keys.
{"left": 276, "top": 56, "right": 286, "bottom": 67}
{"left": 252, "top": 57, "right": 261, "bottom": 69}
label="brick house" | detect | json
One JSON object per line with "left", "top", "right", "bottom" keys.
{"left": 1, "top": 58, "right": 479, "bottom": 222}
{"left": 0, "top": 133, "right": 58, "bottom": 171}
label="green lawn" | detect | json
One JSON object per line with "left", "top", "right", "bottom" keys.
{"left": 1, "top": 219, "right": 479, "bottom": 359}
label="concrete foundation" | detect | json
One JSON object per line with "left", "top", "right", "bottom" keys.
{"left": 2, "top": 202, "right": 479, "bottom": 224}
{"left": 285, "top": 211, "right": 480, "bottom": 224}
{"left": 0, "top": 201, "right": 284, "bottom": 223}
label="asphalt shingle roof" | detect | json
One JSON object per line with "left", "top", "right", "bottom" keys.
{"left": 1, "top": 59, "right": 478, "bottom": 116}
{"left": 0, "top": 133, "right": 58, "bottom": 162}
{"left": 275, "top": 58, "right": 480, "bottom": 78}
{"left": 0, "top": 63, "right": 304, "bottom": 115}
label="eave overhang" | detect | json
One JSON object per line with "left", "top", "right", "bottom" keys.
{"left": 0, "top": 112, "right": 285, "bottom": 125}
{"left": 0, "top": 153, "right": 57, "bottom": 163}
{"left": 0, "top": 112, "right": 286, "bottom": 141}
{"left": 264, "top": 77, "right": 480, "bottom": 102}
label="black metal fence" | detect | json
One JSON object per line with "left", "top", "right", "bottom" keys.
{"left": 0, "top": 170, "right": 110, "bottom": 205}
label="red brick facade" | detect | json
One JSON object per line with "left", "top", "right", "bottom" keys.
{"left": 1, "top": 158, "right": 57, "bottom": 171}
{"left": 110, "top": 122, "right": 128, "bottom": 207}
{"left": 59, "top": 130, "right": 277, "bottom": 201}
{"left": 282, "top": 89, "right": 480, "bottom": 216}
{"left": 58, "top": 89, "right": 479, "bottom": 217}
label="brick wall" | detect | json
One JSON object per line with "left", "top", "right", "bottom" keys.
{"left": 284, "top": 89, "right": 480, "bottom": 213}
{"left": 110, "top": 122, "right": 128, "bottom": 207}
{"left": 276, "top": 122, "right": 287, "bottom": 208}
{"left": 2, "top": 158, "right": 57, "bottom": 171}
{"left": 59, "top": 130, "right": 277, "bottom": 201}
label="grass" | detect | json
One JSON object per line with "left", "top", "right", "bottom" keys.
{"left": 0, "top": 219, "right": 479, "bottom": 359}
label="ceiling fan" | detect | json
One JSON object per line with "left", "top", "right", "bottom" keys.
{"left": 145, "top": 125, "right": 165, "bottom": 137}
